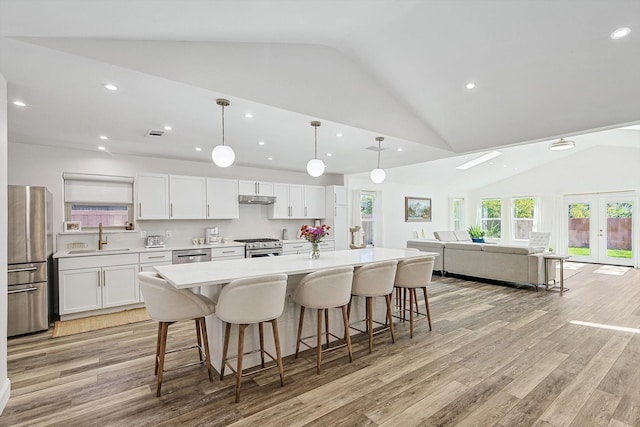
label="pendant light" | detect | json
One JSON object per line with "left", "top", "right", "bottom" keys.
{"left": 211, "top": 98, "right": 235, "bottom": 167}
{"left": 306, "top": 121, "right": 325, "bottom": 177}
{"left": 370, "top": 136, "right": 386, "bottom": 183}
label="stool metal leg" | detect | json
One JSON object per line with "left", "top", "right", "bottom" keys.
{"left": 367, "top": 296, "right": 374, "bottom": 353}
{"left": 324, "top": 308, "right": 330, "bottom": 350}
{"left": 385, "top": 294, "right": 395, "bottom": 344}
{"left": 409, "top": 288, "right": 415, "bottom": 338}
{"left": 195, "top": 318, "right": 203, "bottom": 362}
{"left": 259, "top": 322, "right": 265, "bottom": 368}
{"left": 271, "top": 319, "right": 285, "bottom": 387}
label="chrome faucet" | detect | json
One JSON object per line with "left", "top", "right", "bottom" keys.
{"left": 98, "top": 222, "right": 108, "bottom": 250}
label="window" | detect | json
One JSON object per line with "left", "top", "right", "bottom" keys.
{"left": 63, "top": 173, "right": 134, "bottom": 229}
{"left": 360, "top": 191, "right": 376, "bottom": 246}
{"left": 512, "top": 197, "right": 535, "bottom": 240}
{"left": 481, "top": 199, "right": 502, "bottom": 239}
{"left": 452, "top": 198, "right": 464, "bottom": 231}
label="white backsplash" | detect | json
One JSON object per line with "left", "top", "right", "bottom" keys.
{"left": 57, "top": 204, "right": 320, "bottom": 251}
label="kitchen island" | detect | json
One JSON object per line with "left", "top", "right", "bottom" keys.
{"left": 155, "top": 247, "right": 437, "bottom": 371}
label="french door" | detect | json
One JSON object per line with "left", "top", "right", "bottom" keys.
{"left": 565, "top": 193, "right": 635, "bottom": 266}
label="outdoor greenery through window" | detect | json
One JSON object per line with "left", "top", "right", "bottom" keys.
{"left": 513, "top": 197, "right": 535, "bottom": 240}
{"left": 568, "top": 203, "right": 591, "bottom": 256}
{"left": 481, "top": 199, "right": 502, "bottom": 239}
{"left": 606, "top": 202, "right": 633, "bottom": 259}
{"left": 360, "top": 191, "right": 376, "bottom": 246}
{"left": 452, "top": 198, "right": 463, "bottom": 231}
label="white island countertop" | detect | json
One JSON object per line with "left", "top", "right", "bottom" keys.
{"left": 155, "top": 247, "right": 438, "bottom": 289}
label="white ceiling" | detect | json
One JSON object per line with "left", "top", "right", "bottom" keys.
{"left": 0, "top": 0, "right": 639, "bottom": 175}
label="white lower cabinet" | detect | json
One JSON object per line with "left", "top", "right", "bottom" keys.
{"left": 211, "top": 246, "right": 245, "bottom": 260}
{"left": 59, "top": 254, "right": 140, "bottom": 316}
{"left": 139, "top": 251, "right": 172, "bottom": 301}
{"left": 283, "top": 241, "right": 311, "bottom": 255}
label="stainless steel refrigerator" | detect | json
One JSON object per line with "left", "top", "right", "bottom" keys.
{"left": 7, "top": 185, "right": 53, "bottom": 336}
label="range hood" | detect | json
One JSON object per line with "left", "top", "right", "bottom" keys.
{"left": 238, "top": 195, "right": 277, "bottom": 205}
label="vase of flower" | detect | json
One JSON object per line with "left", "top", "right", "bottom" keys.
{"left": 300, "top": 224, "right": 331, "bottom": 260}
{"left": 310, "top": 242, "right": 320, "bottom": 259}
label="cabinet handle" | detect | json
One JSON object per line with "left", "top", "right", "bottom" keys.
{"left": 334, "top": 193, "right": 336, "bottom": 203}
{"left": 97, "top": 270, "right": 101, "bottom": 287}
{"left": 207, "top": 204, "right": 210, "bottom": 217}
{"left": 170, "top": 204, "right": 173, "bottom": 217}
{"left": 305, "top": 206, "right": 308, "bottom": 217}
{"left": 139, "top": 203, "right": 142, "bottom": 217}
{"left": 289, "top": 206, "right": 292, "bottom": 217}
{"left": 335, "top": 207, "right": 337, "bottom": 217}
{"left": 255, "top": 182, "right": 258, "bottom": 194}
{"left": 103, "top": 271, "right": 106, "bottom": 287}
{"left": 147, "top": 255, "right": 165, "bottom": 259}
{"left": 222, "top": 250, "right": 236, "bottom": 254}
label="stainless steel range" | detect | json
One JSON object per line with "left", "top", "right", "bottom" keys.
{"left": 234, "top": 238, "right": 283, "bottom": 258}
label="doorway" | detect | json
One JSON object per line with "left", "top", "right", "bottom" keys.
{"left": 564, "top": 192, "right": 635, "bottom": 266}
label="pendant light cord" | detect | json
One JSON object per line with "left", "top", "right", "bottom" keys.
{"left": 314, "top": 125, "right": 318, "bottom": 159}
{"left": 221, "top": 104, "right": 225, "bottom": 146}
{"left": 377, "top": 139, "right": 381, "bottom": 168}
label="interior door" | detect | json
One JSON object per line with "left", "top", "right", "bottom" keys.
{"left": 565, "top": 193, "right": 634, "bottom": 266}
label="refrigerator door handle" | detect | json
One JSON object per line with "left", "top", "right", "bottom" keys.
{"left": 8, "top": 287, "right": 38, "bottom": 294}
{"left": 8, "top": 266, "right": 38, "bottom": 273}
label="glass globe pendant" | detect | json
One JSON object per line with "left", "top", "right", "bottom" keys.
{"left": 307, "top": 121, "right": 325, "bottom": 177}
{"left": 211, "top": 98, "right": 235, "bottom": 168}
{"left": 370, "top": 136, "right": 386, "bottom": 183}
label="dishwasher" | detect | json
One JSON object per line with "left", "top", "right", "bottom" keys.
{"left": 172, "top": 248, "right": 212, "bottom": 294}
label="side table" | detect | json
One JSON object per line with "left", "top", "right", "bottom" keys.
{"left": 543, "top": 254, "right": 571, "bottom": 295}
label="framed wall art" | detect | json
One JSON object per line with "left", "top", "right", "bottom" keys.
{"left": 63, "top": 221, "right": 82, "bottom": 232}
{"left": 405, "top": 197, "right": 432, "bottom": 222}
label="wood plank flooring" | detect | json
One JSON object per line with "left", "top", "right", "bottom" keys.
{"left": 2, "top": 263, "right": 640, "bottom": 426}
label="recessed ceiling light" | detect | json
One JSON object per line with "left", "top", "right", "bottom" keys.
{"left": 13, "top": 101, "right": 27, "bottom": 107}
{"left": 397, "top": 148, "right": 403, "bottom": 152}
{"left": 466, "top": 82, "right": 476, "bottom": 89}
{"left": 164, "top": 125, "right": 172, "bottom": 131}
{"left": 99, "top": 135, "right": 108, "bottom": 140}
{"left": 327, "top": 153, "right": 332, "bottom": 157}
{"left": 456, "top": 151, "right": 503, "bottom": 170}
{"left": 195, "top": 147, "right": 202, "bottom": 152}
{"left": 267, "top": 157, "right": 273, "bottom": 160}
{"left": 245, "top": 113, "right": 253, "bottom": 118}
{"left": 611, "top": 27, "right": 631, "bottom": 40}
{"left": 98, "top": 146, "right": 106, "bottom": 151}
{"left": 336, "top": 133, "right": 343, "bottom": 137}
{"left": 104, "top": 84, "right": 118, "bottom": 91}
{"left": 258, "top": 141, "right": 265, "bottom": 146}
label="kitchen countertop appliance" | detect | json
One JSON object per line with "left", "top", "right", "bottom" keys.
{"left": 145, "top": 235, "right": 165, "bottom": 248}
{"left": 234, "top": 238, "right": 283, "bottom": 258}
{"left": 206, "top": 227, "right": 219, "bottom": 245}
{"left": 8, "top": 185, "right": 53, "bottom": 336}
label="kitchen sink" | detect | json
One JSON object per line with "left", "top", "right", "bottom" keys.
{"left": 68, "top": 248, "right": 131, "bottom": 254}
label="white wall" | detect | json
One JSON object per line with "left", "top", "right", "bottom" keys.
{"left": 0, "top": 73, "right": 11, "bottom": 413}
{"left": 9, "top": 143, "right": 343, "bottom": 250}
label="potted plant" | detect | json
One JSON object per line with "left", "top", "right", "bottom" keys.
{"left": 467, "top": 225, "right": 486, "bottom": 243}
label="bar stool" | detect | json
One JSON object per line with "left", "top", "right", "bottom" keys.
{"left": 216, "top": 274, "right": 288, "bottom": 403}
{"left": 292, "top": 266, "right": 355, "bottom": 374}
{"left": 138, "top": 272, "right": 215, "bottom": 397}
{"left": 394, "top": 256, "right": 435, "bottom": 338}
{"left": 349, "top": 260, "right": 398, "bottom": 353}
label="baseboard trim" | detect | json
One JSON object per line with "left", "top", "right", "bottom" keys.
{"left": 0, "top": 377, "right": 11, "bottom": 415}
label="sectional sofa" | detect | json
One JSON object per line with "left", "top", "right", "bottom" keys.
{"left": 407, "top": 230, "right": 554, "bottom": 288}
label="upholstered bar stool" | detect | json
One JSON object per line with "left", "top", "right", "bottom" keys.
{"left": 349, "top": 260, "right": 398, "bottom": 353}
{"left": 394, "top": 256, "right": 435, "bottom": 338}
{"left": 292, "top": 266, "right": 355, "bottom": 374}
{"left": 138, "top": 272, "right": 215, "bottom": 397}
{"left": 216, "top": 274, "right": 288, "bottom": 403}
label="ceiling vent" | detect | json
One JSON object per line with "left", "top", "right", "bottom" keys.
{"left": 145, "top": 129, "right": 165, "bottom": 137}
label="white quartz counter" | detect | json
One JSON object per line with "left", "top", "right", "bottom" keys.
{"left": 53, "top": 242, "right": 246, "bottom": 259}
{"left": 155, "top": 247, "right": 436, "bottom": 289}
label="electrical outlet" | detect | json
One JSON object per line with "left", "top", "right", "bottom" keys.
{"left": 165, "top": 230, "right": 172, "bottom": 238}
{"left": 140, "top": 231, "right": 147, "bottom": 238}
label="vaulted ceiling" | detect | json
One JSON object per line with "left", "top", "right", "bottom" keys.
{"left": 1, "top": 0, "right": 638, "bottom": 175}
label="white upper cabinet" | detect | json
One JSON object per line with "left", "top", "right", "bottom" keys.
{"left": 325, "top": 186, "right": 348, "bottom": 250}
{"left": 270, "top": 183, "right": 304, "bottom": 219}
{"left": 136, "top": 173, "right": 170, "bottom": 219}
{"left": 304, "top": 185, "right": 326, "bottom": 219}
{"left": 169, "top": 175, "right": 207, "bottom": 219}
{"left": 329, "top": 185, "right": 348, "bottom": 205}
{"left": 238, "top": 180, "right": 274, "bottom": 196}
{"left": 206, "top": 178, "right": 239, "bottom": 219}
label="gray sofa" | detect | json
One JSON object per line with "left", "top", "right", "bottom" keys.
{"left": 407, "top": 230, "right": 554, "bottom": 288}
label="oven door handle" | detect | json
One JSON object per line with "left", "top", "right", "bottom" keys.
{"left": 8, "top": 266, "right": 38, "bottom": 273}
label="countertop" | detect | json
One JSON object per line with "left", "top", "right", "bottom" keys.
{"left": 155, "top": 247, "right": 436, "bottom": 289}
{"left": 53, "top": 242, "right": 246, "bottom": 259}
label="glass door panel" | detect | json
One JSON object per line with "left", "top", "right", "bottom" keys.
{"left": 600, "top": 199, "right": 634, "bottom": 266}
{"left": 567, "top": 200, "right": 596, "bottom": 263}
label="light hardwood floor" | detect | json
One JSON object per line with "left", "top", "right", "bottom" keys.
{"left": 2, "top": 263, "right": 640, "bottom": 426}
